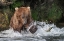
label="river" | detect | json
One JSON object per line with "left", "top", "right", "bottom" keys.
{"left": 0, "top": 21, "right": 64, "bottom": 41}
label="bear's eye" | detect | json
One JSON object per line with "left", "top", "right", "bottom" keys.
{"left": 22, "top": 16, "right": 25, "bottom": 18}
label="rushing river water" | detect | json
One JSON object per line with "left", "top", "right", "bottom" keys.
{"left": 0, "top": 21, "right": 64, "bottom": 41}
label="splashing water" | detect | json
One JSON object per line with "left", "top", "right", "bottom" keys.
{"left": 0, "top": 21, "right": 64, "bottom": 41}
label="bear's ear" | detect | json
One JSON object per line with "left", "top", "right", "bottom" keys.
{"left": 27, "top": 7, "right": 30, "bottom": 10}
{"left": 15, "top": 7, "right": 18, "bottom": 11}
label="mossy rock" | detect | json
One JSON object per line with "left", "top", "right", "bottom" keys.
{"left": 0, "top": 12, "right": 9, "bottom": 31}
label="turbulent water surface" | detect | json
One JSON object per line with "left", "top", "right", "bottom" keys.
{"left": 0, "top": 21, "right": 64, "bottom": 41}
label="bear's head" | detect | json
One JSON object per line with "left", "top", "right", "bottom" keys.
{"left": 14, "top": 7, "right": 31, "bottom": 25}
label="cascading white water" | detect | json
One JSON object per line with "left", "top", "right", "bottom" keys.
{"left": 0, "top": 21, "right": 64, "bottom": 41}
{"left": 0, "top": 21, "right": 64, "bottom": 37}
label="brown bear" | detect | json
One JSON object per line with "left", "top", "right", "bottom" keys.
{"left": 9, "top": 7, "right": 32, "bottom": 33}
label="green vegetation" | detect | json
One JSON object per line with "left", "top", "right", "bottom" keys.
{"left": 31, "top": 9, "right": 38, "bottom": 20}
{"left": 10, "top": 0, "right": 24, "bottom": 11}
{"left": 31, "top": 2, "right": 62, "bottom": 23}
{"left": 47, "top": 3, "right": 62, "bottom": 22}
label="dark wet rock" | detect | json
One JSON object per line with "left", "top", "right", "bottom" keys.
{"left": 56, "top": 23, "right": 64, "bottom": 27}
{"left": 29, "top": 25, "right": 37, "bottom": 34}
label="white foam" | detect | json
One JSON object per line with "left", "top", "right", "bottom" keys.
{"left": 0, "top": 21, "right": 64, "bottom": 38}
{"left": 33, "top": 21, "right": 64, "bottom": 36}
{"left": 0, "top": 28, "right": 22, "bottom": 38}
